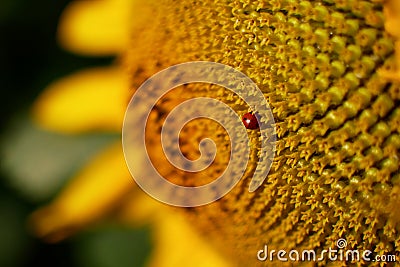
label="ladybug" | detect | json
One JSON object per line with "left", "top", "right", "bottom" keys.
{"left": 242, "top": 112, "right": 260, "bottom": 130}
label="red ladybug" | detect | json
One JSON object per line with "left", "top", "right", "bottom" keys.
{"left": 242, "top": 112, "right": 260, "bottom": 129}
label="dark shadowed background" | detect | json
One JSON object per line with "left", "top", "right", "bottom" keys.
{"left": 0, "top": 0, "right": 151, "bottom": 266}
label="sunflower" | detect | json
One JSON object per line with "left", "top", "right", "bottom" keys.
{"left": 31, "top": 0, "right": 400, "bottom": 266}
{"left": 29, "top": 1, "right": 231, "bottom": 266}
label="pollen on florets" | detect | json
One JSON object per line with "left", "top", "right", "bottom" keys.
{"left": 125, "top": 0, "right": 400, "bottom": 265}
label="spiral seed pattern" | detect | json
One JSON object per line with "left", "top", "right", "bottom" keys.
{"left": 124, "top": 0, "right": 400, "bottom": 265}
{"left": 123, "top": 62, "right": 275, "bottom": 207}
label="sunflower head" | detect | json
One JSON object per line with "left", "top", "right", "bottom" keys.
{"left": 123, "top": 0, "right": 400, "bottom": 264}
{"left": 30, "top": 0, "right": 400, "bottom": 266}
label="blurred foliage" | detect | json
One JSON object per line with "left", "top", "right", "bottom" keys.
{"left": 73, "top": 225, "right": 152, "bottom": 267}
{"left": 0, "top": 0, "right": 152, "bottom": 266}
{"left": 2, "top": 116, "right": 118, "bottom": 202}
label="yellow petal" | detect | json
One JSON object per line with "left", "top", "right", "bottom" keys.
{"left": 118, "top": 193, "right": 233, "bottom": 267}
{"left": 384, "top": 0, "right": 400, "bottom": 38}
{"left": 32, "top": 67, "right": 129, "bottom": 133}
{"left": 30, "top": 142, "right": 134, "bottom": 242}
{"left": 57, "top": 0, "right": 131, "bottom": 56}
{"left": 149, "top": 212, "right": 233, "bottom": 267}
{"left": 382, "top": 0, "right": 400, "bottom": 81}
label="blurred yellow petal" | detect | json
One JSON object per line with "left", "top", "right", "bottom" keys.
{"left": 32, "top": 67, "right": 129, "bottom": 133}
{"left": 384, "top": 0, "right": 400, "bottom": 38}
{"left": 381, "top": 0, "right": 400, "bottom": 81}
{"left": 58, "top": 0, "right": 131, "bottom": 56}
{"left": 30, "top": 142, "right": 134, "bottom": 242}
{"left": 150, "top": 213, "right": 232, "bottom": 267}
{"left": 118, "top": 194, "right": 233, "bottom": 267}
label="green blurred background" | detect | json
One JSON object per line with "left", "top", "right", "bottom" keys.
{"left": 0, "top": 0, "right": 151, "bottom": 266}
